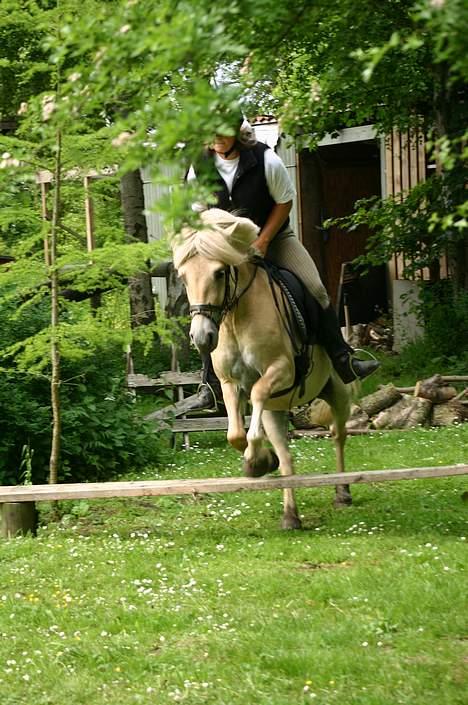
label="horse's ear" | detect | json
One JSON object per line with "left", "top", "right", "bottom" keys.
{"left": 201, "top": 209, "right": 259, "bottom": 244}
{"left": 225, "top": 216, "right": 260, "bottom": 246}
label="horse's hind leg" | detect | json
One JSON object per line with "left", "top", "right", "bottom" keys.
{"left": 262, "top": 410, "right": 302, "bottom": 530}
{"left": 320, "top": 377, "right": 352, "bottom": 508}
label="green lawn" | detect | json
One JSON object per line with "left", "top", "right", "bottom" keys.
{"left": 0, "top": 425, "right": 467, "bottom": 704}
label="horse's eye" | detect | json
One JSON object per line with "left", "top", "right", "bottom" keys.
{"left": 214, "top": 268, "right": 227, "bottom": 280}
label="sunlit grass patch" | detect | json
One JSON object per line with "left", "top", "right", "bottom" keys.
{"left": 0, "top": 425, "right": 467, "bottom": 704}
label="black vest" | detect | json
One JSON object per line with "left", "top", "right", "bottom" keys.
{"left": 197, "top": 142, "right": 290, "bottom": 232}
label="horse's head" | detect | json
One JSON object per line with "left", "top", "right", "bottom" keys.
{"left": 172, "top": 209, "right": 259, "bottom": 355}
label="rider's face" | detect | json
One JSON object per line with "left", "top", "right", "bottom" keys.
{"left": 211, "top": 135, "right": 237, "bottom": 157}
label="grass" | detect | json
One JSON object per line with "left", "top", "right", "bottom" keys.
{"left": 0, "top": 425, "right": 467, "bottom": 704}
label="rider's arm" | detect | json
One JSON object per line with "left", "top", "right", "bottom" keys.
{"left": 253, "top": 201, "right": 292, "bottom": 256}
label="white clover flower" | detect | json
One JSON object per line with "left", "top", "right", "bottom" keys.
{"left": 42, "top": 95, "right": 56, "bottom": 121}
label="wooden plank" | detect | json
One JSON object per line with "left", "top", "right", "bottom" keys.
{"left": 144, "top": 393, "right": 214, "bottom": 422}
{"left": 401, "top": 131, "right": 410, "bottom": 194}
{"left": 0, "top": 466, "right": 466, "bottom": 503}
{"left": 385, "top": 132, "right": 394, "bottom": 198}
{"left": 127, "top": 372, "right": 201, "bottom": 390}
{"left": 393, "top": 129, "right": 402, "bottom": 195}
{"left": 172, "top": 416, "right": 251, "bottom": 433}
{"left": 409, "top": 130, "right": 419, "bottom": 189}
{"left": 317, "top": 125, "right": 377, "bottom": 147}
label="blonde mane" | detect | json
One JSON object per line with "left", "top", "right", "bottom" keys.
{"left": 172, "top": 209, "right": 260, "bottom": 269}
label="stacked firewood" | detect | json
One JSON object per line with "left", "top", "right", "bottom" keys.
{"left": 291, "top": 375, "right": 468, "bottom": 432}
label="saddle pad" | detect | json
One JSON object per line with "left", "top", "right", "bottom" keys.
{"left": 256, "top": 258, "right": 320, "bottom": 345}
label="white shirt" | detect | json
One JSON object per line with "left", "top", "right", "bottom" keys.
{"left": 187, "top": 144, "right": 296, "bottom": 206}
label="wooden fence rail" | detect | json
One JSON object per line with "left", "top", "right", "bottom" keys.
{"left": 1, "top": 464, "right": 466, "bottom": 503}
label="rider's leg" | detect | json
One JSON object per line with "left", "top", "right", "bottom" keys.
{"left": 266, "top": 230, "right": 379, "bottom": 384}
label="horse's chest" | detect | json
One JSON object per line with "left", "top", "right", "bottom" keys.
{"left": 214, "top": 340, "right": 260, "bottom": 392}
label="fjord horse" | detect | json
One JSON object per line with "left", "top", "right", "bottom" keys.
{"left": 173, "top": 209, "right": 352, "bottom": 529}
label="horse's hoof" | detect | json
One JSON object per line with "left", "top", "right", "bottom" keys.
{"left": 334, "top": 495, "right": 353, "bottom": 509}
{"left": 243, "top": 459, "right": 269, "bottom": 478}
{"left": 243, "top": 450, "right": 279, "bottom": 478}
{"left": 281, "top": 515, "right": 302, "bottom": 530}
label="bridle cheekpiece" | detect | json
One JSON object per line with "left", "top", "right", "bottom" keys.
{"left": 189, "top": 264, "right": 256, "bottom": 328}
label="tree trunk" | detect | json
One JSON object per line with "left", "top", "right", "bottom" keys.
{"left": 359, "top": 383, "right": 402, "bottom": 417}
{"left": 49, "top": 128, "right": 62, "bottom": 485}
{"left": 166, "top": 263, "right": 191, "bottom": 367}
{"left": 1, "top": 502, "right": 37, "bottom": 538}
{"left": 120, "top": 170, "right": 156, "bottom": 328}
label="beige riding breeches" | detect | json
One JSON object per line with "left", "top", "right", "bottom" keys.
{"left": 266, "top": 228, "right": 330, "bottom": 310}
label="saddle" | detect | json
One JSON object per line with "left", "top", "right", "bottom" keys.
{"left": 254, "top": 258, "right": 321, "bottom": 396}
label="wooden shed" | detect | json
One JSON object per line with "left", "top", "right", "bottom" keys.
{"left": 267, "top": 120, "right": 438, "bottom": 348}
{"left": 142, "top": 119, "right": 438, "bottom": 349}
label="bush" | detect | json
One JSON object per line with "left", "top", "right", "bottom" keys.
{"left": 0, "top": 317, "right": 168, "bottom": 486}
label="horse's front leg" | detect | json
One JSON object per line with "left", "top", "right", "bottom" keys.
{"left": 221, "top": 381, "right": 247, "bottom": 453}
{"left": 262, "top": 410, "right": 302, "bottom": 530}
{"left": 243, "top": 360, "right": 291, "bottom": 478}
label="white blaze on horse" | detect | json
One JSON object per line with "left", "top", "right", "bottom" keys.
{"left": 172, "top": 209, "right": 352, "bottom": 529}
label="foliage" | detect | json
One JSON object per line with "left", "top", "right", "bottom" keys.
{"left": 0, "top": 426, "right": 467, "bottom": 704}
{"left": 0, "top": 297, "right": 166, "bottom": 486}
{"left": 237, "top": 0, "right": 467, "bottom": 283}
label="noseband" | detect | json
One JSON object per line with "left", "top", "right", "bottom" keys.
{"left": 189, "top": 264, "right": 257, "bottom": 328}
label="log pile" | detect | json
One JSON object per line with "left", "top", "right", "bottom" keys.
{"left": 291, "top": 375, "right": 468, "bottom": 432}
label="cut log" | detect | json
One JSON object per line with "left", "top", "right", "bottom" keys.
{"left": 0, "top": 502, "right": 37, "bottom": 538}
{"left": 405, "top": 397, "right": 433, "bottom": 427}
{"left": 431, "top": 400, "right": 468, "bottom": 427}
{"left": 290, "top": 399, "right": 332, "bottom": 429}
{"left": 346, "top": 404, "right": 370, "bottom": 431}
{"left": 360, "top": 383, "right": 402, "bottom": 417}
{"left": 372, "top": 395, "right": 432, "bottom": 430}
{"left": 414, "top": 374, "right": 457, "bottom": 403}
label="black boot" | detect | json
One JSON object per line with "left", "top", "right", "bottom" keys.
{"left": 184, "top": 383, "right": 218, "bottom": 412}
{"left": 183, "top": 358, "right": 223, "bottom": 412}
{"left": 318, "top": 305, "right": 380, "bottom": 384}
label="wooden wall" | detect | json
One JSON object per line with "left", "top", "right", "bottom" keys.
{"left": 384, "top": 128, "right": 449, "bottom": 281}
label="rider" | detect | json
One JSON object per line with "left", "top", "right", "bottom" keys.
{"left": 185, "top": 117, "right": 379, "bottom": 410}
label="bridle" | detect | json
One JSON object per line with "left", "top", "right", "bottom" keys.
{"left": 189, "top": 263, "right": 257, "bottom": 329}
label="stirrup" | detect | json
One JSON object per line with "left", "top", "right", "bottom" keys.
{"left": 195, "top": 382, "right": 219, "bottom": 412}
{"left": 349, "top": 349, "right": 380, "bottom": 382}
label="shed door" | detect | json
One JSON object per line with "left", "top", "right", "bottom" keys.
{"left": 299, "top": 140, "right": 387, "bottom": 323}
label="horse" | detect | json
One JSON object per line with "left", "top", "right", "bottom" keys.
{"left": 172, "top": 209, "right": 352, "bottom": 529}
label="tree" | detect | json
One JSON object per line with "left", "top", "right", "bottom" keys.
{"left": 235, "top": 0, "right": 467, "bottom": 288}
{"left": 0, "top": 0, "right": 169, "bottom": 483}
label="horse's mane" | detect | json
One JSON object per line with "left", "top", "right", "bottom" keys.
{"left": 173, "top": 209, "right": 260, "bottom": 269}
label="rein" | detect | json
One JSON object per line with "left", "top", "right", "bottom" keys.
{"left": 189, "top": 263, "right": 257, "bottom": 327}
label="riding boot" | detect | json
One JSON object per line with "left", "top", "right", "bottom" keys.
{"left": 183, "top": 357, "right": 224, "bottom": 412}
{"left": 318, "top": 305, "right": 380, "bottom": 384}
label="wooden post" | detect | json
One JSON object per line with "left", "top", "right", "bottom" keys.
{"left": 40, "top": 181, "right": 51, "bottom": 266}
{"left": 171, "top": 345, "right": 190, "bottom": 450}
{"left": 0, "top": 502, "right": 38, "bottom": 538}
{"left": 84, "top": 175, "right": 101, "bottom": 310}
